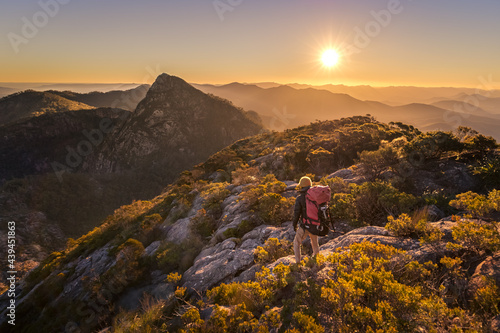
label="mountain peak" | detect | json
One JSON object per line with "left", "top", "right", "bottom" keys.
{"left": 149, "top": 73, "right": 194, "bottom": 93}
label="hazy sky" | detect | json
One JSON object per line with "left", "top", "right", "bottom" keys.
{"left": 1, "top": 0, "right": 499, "bottom": 88}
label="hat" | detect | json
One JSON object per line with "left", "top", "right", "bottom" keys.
{"left": 298, "top": 176, "right": 312, "bottom": 188}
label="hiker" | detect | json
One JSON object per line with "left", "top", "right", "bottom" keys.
{"left": 292, "top": 176, "right": 320, "bottom": 264}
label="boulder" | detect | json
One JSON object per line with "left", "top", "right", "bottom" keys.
{"left": 183, "top": 224, "right": 294, "bottom": 292}
{"left": 143, "top": 241, "right": 162, "bottom": 257}
{"left": 181, "top": 238, "right": 256, "bottom": 292}
{"left": 320, "top": 226, "right": 419, "bottom": 253}
{"left": 469, "top": 252, "right": 500, "bottom": 295}
{"left": 165, "top": 217, "right": 192, "bottom": 244}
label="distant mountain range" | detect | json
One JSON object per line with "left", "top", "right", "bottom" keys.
{"left": 193, "top": 83, "right": 500, "bottom": 139}
{"left": 0, "top": 82, "right": 146, "bottom": 95}
{"left": 271, "top": 83, "right": 500, "bottom": 106}
{"left": 48, "top": 84, "right": 150, "bottom": 111}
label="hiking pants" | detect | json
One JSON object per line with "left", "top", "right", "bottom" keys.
{"left": 293, "top": 226, "right": 320, "bottom": 263}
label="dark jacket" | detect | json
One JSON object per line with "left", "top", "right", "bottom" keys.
{"left": 292, "top": 186, "right": 310, "bottom": 230}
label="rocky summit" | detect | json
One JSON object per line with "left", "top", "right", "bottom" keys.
{"left": 87, "top": 73, "right": 263, "bottom": 176}
{"left": 1, "top": 116, "right": 499, "bottom": 332}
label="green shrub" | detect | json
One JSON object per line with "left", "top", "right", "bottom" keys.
{"left": 174, "top": 240, "right": 487, "bottom": 332}
{"left": 201, "top": 182, "right": 230, "bottom": 216}
{"left": 320, "top": 176, "right": 350, "bottom": 194}
{"left": 257, "top": 193, "right": 295, "bottom": 225}
{"left": 463, "top": 134, "right": 497, "bottom": 152}
{"left": 306, "top": 147, "right": 335, "bottom": 175}
{"left": 472, "top": 276, "right": 500, "bottom": 318}
{"left": 190, "top": 209, "right": 217, "bottom": 239}
{"left": 166, "top": 272, "right": 182, "bottom": 284}
{"left": 140, "top": 213, "right": 162, "bottom": 230}
{"left": 254, "top": 238, "right": 293, "bottom": 264}
{"left": 447, "top": 220, "right": 500, "bottom": 254}
{"left": 472, "top": 156, "right": 500, "bottom": 190}
{"left": 331, "top": 181, "right": 417, "bottom": 226}
{"left": 403, "top": 131, "right": 463, "bottom": 162}
{"left": 289, "top": 312, "right": 324, "bottom": 333}
{"left": 112, "top": 296, "right": 166, "bottom": 333}
{"left": 450, "top": 191, "right": 492, "bottom": 217}
{"left": 385, "top": 213, "right": 443, "bottom": 243}
{"left": 357, "top": 145, "right": 398, "bottom": 180}
{"left": 222, "top": 219, "right": 256, "bottom": 239}
{"left": 231, "top": 165, "right": 260, "bottom": 185}
{"left": 155, "top": 237, "right": 203, "bottom": 274}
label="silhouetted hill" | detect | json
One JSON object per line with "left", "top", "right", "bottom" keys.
{"left": 0, "top": 90, "right": 94, "bottom": 125}
{"left": 286, "top": 83, "right": 500, "bottom": 106}
{"left": 49, "top": 84, "right": 150, "bottom": 111}
{"left": 391, "top": 103, "right": 500, "bottom": 139}
{"left": 448, "top": 93, "right": 500, "bottom": 114}
{"left": 0, "top": 107, "right": 130, "bottom": 183}
{"left": 195, "top": 83, "right": 500, "bottom": 139}
{"left": 431, "top": 100, "right": 494, "bottom": 118}
{"left": 195, "top": 83, "right": 382, "bottom": 131}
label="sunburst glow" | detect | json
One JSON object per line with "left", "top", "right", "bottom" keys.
{"left": 321, "top": 49, "right": 340, "bottom": 67}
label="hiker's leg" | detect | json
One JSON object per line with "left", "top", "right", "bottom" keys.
{"left": 293, "top": 227, "right": 307, "bottom": 263}
{"left": 309, "top": 232, "right": 320, "bottom": 256}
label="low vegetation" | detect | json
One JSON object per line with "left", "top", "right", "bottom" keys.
{"left": 5, "top": 117, "right": 500, "bottom": 332}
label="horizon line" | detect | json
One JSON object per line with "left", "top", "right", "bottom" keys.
{"left": 1, "top": 81, "right": 498, "bottom": 91}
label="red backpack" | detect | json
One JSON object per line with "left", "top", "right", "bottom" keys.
{"left": 302, "top": 185, "right": 333, "bottom": 236}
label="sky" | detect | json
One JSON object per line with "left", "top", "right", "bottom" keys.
{"left": 1, "top": 0, "right": 499, "bottom": 88}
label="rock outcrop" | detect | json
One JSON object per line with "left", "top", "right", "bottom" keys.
{"left": 88, "top": 73, "right": 263, "bottom": 174}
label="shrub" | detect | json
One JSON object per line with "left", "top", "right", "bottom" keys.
{"left": 463, "top": 134, "right": 497, "bottom": 152}
{"left": 140, "top": 213, "right": 162, "bottom": 230}
{"left": 289, "top": 312, "right": 324, "bottom": 333}
{"left": 306, "top": 147, "right": 335, "bottom": 175}
{"left": 385, "top": 213, "right": 443, "bottom": 243}
{"left": 330, "top": 192, "right": 357, "bottom": 222}
{"left": 201, "top": 182, "right": 230, "bottom": 216}
{"left": 175, "top": 240, "right": 487, "bottom": 332}
{"left": 155, "top": 237, "right": 203, "bottom": 274}
{"left": 449, "top": 191, "right": 492, "bottom": 217}
{"left": 320, "top": 176, "right": 350, "bottom": 194}
{"left": 254, "top": 238, "right": 293, "bottom": 264}
{"left": 166, "top": 272, "right": 182, "bottom": 284}
{"left": 112, "top": 296, "right": 166, "bottom": 333}
{"left": 472, "top": 155, "right": 500, "bottom": 190}
{"left": 190, "top": 209, "right": 217, "bottom": 239}
{"left": 261, "top": 174, "right": 287, "bottom": 193}
{"left": 240, "top": 174, "right": 293, "bottom": 225}
{"left": 222, "top": 219, "right": 256, "bottom": 239}
{"left": 257, "top": 193, "right": 295, "bottom": 225}
{"left": 231, "top": 165, "right": 260, "bottom": 185}
{"left": 403, "top": 131, "right": 463, "bottom": 163}
{"left": 472, "top": 276, "right": 500, "bottom": 318}
{"left": 357, "top": 145, "right": 398, "bottom": 180}
{"left": 334, "top": 181, "right": 417, "bottom": 226}
{"left": 447, "top": 220, "right": 500, "bottom": 254}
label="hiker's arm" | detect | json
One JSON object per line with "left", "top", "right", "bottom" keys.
{"left": 292, "top": 198, "right": 301, "bottom": 231}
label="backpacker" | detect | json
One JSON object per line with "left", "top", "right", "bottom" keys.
{"left": 302, "top": 185, "right": 333, "bottom": 236}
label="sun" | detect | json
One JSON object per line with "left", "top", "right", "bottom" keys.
{"left": 321, "top": 49, "right": 340, "bottom": 67}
